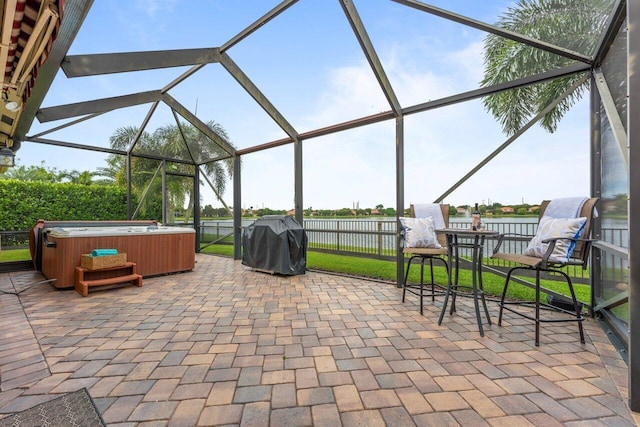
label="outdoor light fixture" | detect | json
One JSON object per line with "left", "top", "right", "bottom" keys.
{"left": 2, "top": 87, "right": 21, "bottom": 112}
{"left": 0, "top": 146, "right": 15, "bottom": 168}
{"left": 4, "top": 100, "right": 21, "bottom": 112}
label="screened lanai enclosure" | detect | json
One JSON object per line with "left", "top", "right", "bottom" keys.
{"left": 1, "top": 0, "right": 639, "bottom": 414}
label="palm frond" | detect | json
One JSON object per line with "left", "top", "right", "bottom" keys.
{"left": 480, "top": 0, "right": 613, "bottom": 135}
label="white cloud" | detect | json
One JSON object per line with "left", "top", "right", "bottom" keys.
{"left": 443, "top": 40, "right": 486, "bottom": 85}
{"left": 230, "top": 37, "right": 591, "bottom": 210}
{"left": 135, "top": 0, "right": 177, "bottom": 18}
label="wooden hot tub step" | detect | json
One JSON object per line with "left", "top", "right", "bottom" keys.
{"left": 74, "top": 262, "right": 143, "bottom": 297}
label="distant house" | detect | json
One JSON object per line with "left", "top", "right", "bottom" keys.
{"left": 286, "top": 209, "right": 295, "bottom": 216}
{"left": 500, "top": 206, "right": 515, "bottom": 214}
{"left": 370, "top": 208, "right": 381, "bottom": 215}
{"left": 528, "top": 205, "right": 540, "bottom": 213}
{"left": 456, "top": 207, "right": 468, "bottom": 215}
{"left": 603, "top": 199, "right": 619, "bottom": 213}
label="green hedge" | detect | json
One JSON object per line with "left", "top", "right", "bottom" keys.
{"left": 0, "top": 180, "right": 130, "bottom": 231}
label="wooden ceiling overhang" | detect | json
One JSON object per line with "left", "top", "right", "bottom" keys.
{"left": 1, "top": 0, "right": 62, "bottom": 149}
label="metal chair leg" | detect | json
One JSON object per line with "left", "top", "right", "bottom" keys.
{"left": 498, "top": 268, "right": 514, "bottom": 326}
{"left": 429, "top": 258, "right": 436, "bottom": 302}
{"left": 535, "top": 269, "right": 541, "bottom": 347}
{"left": 402, "top": 256, "right": 413, "bottom": 303}
{"left": 478, "top": 260, "right": 492, "bottom": 326}
{"left": 499, "top": 266, "right": 585, "bottom": 346}
{"left": 555, "top": 270, "right": 586, "bottom": 344}
{"left": 403, "top": 254, "right": 448, "bottom": 315}
{"left": 419, "top": 257, "right": 425, "bottom": 315}
{"left": 567, "top": 278, "right": 586, "bottom": 344}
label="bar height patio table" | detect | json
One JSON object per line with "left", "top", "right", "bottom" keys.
{"left": 436, "top": 228, "right": 499, "bottom": 336}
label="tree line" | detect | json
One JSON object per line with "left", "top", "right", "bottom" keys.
{"left": 2, "top": 120, "right": 234, "bottom": 224}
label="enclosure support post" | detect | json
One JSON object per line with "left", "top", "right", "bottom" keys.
{"left": 590, "top": 74, "right": 602, "bottom": 317}
{"left": 627, "top": 0, "right": 640, "bottom": 412}
{"left": 294, "top": 137, "right": 303, "bottom": 225}
{"left": 233, "top": 155, "right": 242, "bottom": 260}
{"left": 396, "top": 116, "right": 405, "bottom": 288}
{"left": 126, "top": 154, "right": 132, "bottom": 220}
{"left": 194, "top": 167, "right": 200, "bottom": 252}
{"left": 162, "top": 160, "right": 167, "bottom": 224}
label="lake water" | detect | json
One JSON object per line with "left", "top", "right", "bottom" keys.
{"left": 201, "top": 215, "right": 628, "bottom": 250}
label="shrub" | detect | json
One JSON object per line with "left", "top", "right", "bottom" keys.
{"left": 0, "top": 180, "right": 130, "bottom": 231}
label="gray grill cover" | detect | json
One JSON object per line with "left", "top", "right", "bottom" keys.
{"left": 242, "top": 215, "right": 307, "bottom": 275}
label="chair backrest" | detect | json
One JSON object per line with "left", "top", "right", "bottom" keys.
{"left": 410, "top": 204, "right": 450, "bottom": 248}
{"left": 538, "top": 197, "right": 599, "bottom": 264}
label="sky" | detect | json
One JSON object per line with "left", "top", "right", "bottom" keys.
{"left": 18, "top": 0, "right": 596, "bottom": 211}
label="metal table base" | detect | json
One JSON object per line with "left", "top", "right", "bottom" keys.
{"left": 436, "top": 228, "right": 498, "bottom": 336}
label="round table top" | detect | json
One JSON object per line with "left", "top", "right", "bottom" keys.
{"left": 435, "top": 228, "right": 499, "bottom": 236}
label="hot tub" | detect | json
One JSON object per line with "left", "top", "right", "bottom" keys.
{"left": 34, "top": 222, "right": 195, "bottom": 289}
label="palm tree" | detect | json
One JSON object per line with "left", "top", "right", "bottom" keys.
{"left": 94, "top": 165, "right": 120, "bottom": 185}
{"left": 107, "top": 126, "right": 159, "bottom": 218}
{"left": 107, "top": 121, "right": 235, "bottom": 222}
{"left": 182, "top": 120, "right": 235, "bottom": 219}
{"left": 57, "top": 169, "right": 110, "bottom": 185}
{"left": 0, "top": 162, "right": 59, "bottom": 182}
{"left": 480, "top": 0, "right": 613, "bottom": 135}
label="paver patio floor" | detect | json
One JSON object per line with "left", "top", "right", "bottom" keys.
{"left": 0, "top": 254, "right": 637, "bottom": 426}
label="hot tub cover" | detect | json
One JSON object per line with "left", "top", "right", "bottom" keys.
{"left": 242, "top": 215, "right": 307, "bottom": 275}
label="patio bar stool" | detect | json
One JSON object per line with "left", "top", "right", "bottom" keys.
{"left": 400, "top": 204, "right": 450, "bottom": 315}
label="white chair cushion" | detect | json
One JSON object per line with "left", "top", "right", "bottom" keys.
{"left": 412, "top": 203, "right": 446, "bottom": 230}
{"left": 399, "top": 216, "right": 441, "bottom": 249}
{"left": 524, "top": 216, "right": 587, "bottom": 263}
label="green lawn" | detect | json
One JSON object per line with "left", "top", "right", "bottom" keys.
{"left": 0, "top": 248, "right": 30, "bottom": 262}
{"left": 2, "top": 244, "right": 588, "bottom": 305}
{"left": 200, "top": 244, "right": 591, "bottom": 304}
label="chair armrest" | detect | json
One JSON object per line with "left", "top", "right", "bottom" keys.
{"left": 540, "top": 236, "right": 596, "bottom": 244}
{"left": 540, "top": 237, "right": 596, "bottom": 269}
{"left": 492, "top": 233, "right": 534, "bottom": 255}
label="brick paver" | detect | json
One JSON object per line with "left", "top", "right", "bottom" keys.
{"left": 0, "top": 256, "right": 637, "bottom": 425}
